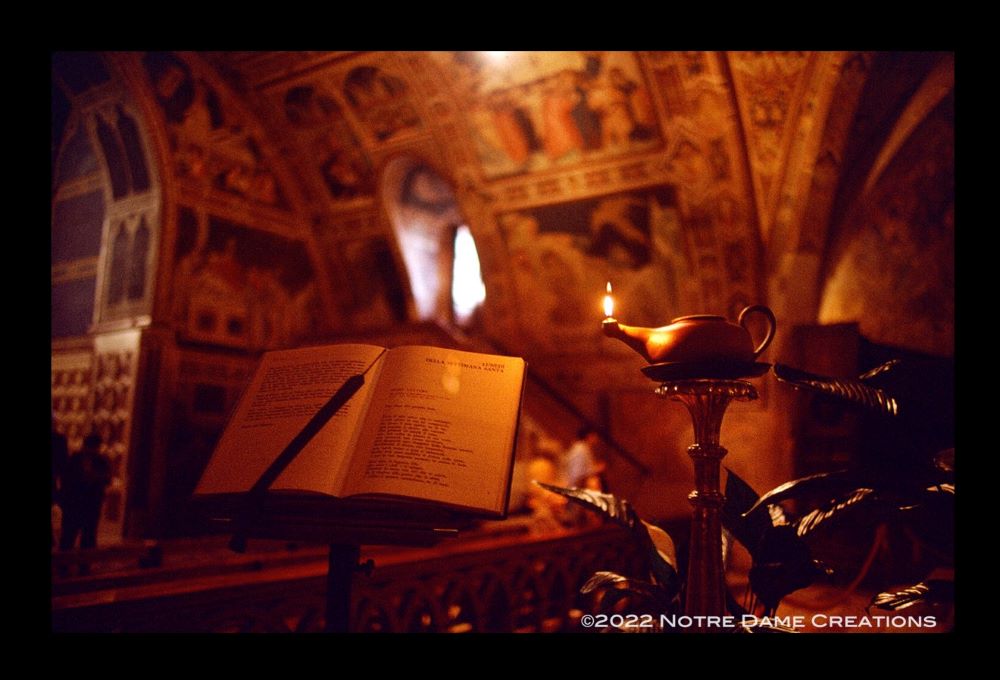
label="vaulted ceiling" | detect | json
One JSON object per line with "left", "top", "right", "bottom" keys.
{"left": 54, "top": 51, "right": 955, "bottom": 367}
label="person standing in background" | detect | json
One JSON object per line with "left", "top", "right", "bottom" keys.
{"left": 51, "top": 420, "right": 68, "bottom": 547}
{"left": 563, "top": 426, "right": 606, "bottom": 491}
{"left": 59, "top": 434, "right": 112, "bottom": 554}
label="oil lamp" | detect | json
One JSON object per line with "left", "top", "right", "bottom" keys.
{"left": 600, "top": 282, "right": 776, "bottom": 627}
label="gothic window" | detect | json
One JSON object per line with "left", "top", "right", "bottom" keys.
{"left": 128, "top": 218, "right": 150, "bottom": 301}
{"left": 108, "top": 222, "right": 129, "bottom": 305}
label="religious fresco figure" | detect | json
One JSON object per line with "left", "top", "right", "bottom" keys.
{"left": 541, "top": 70, "right": 585, "bottom": 162}
{"left": 435, "top": 51, "right": 661, "bottom": 179}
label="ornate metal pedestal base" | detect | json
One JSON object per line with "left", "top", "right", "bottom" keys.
{"left": 656, "top": 379, "right": 758, "bottom": 626}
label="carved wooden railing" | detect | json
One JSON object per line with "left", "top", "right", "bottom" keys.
{"left": 52, "top": 523, "right": 644, "bottom": 633}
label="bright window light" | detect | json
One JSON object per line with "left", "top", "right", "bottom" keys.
{"left": 452, "top": 225, "right": 486, "bottom": 324}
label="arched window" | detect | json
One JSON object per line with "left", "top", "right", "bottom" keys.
{"left": 451, "top": 224, "right": 486, "bottom": 325}
{"left": 108, "top": 223, "right": 129, "bottom": 305}
{"left": 128, "top": 218, "right": 150, "bottom": 300}
{"left": 95, "top": 114, "right": 130, "bottom": 199}
{"left": 381, "top": 157, "right": 486, "bottom": 328}
{"left": 116, "top": 105, "right": 150, "bottom": 193}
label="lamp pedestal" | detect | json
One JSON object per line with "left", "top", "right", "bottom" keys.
{"left": 655, "top": 379, "right": 757, "bottom": 628}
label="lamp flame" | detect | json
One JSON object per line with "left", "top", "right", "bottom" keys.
{"left": 603, "top": 281, "right": 614, "bottom": 318}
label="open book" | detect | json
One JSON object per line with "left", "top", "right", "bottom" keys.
{"left": 193, "top": 344, "right": 526, "bottom": 531}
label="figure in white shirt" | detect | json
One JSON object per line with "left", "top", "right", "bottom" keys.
{"left": 563, "top": 427, "right": 606, "bottom": 491}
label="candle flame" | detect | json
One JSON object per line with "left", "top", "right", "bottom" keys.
{"left": 603, "top": 281, "right": 614, "bottom": 318}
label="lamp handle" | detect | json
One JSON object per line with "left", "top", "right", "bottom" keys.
{"left": 739, "top": 305, "right": 777, "bottom": 359}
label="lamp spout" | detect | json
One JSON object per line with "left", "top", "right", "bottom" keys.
{"left": 602, "top": 320, "right": 658, "bottom": 363}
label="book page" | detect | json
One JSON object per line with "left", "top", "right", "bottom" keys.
{"left": 342, "top": 346, "right": 525, "bottom": 515}
{"left": 194, "top": 343, "right": 386, "bottom": 497}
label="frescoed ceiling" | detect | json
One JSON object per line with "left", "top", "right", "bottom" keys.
{"left": 167, "top": 53, "right": 770, "bottom": 351}
{"left": 65, "top": 51, "right": 953, "bottom": 369}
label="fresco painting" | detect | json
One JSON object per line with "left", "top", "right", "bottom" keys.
{"left": 436, "top": 51, "right": 661, "bottom": 179}
{"left": 172, "top": 215, "right": 322, "bottom": 349}
{"left": 342, "top": 65, "right": 422, "bottom": 143}
{"left": 277, "top": 82, "right": 375, "bottom": 203}
{"left": 498, "top": 184, "right": 697, "bottom": 351}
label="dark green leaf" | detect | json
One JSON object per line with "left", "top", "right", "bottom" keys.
{"left": 581, "top": 571, "right": 676, "bottom": 615}
{"left": 645, "top": 546, "right": 679, "bottom": 593}
{"left": 868, "top": 580, "right": 954, "bottom": 612}
{"left": 933, "top": 448, "right": 955, "bottom": 473}
{"left": 643, "top": 520, "right": 678, "bottom": 572}
{"left": 723, "top": 472, "right": 827, "bottom": 610}
{"left": 535, "top": 482, "right": 679, "bottom": 593}
{"left": 898, "top": 493, "right": 955, "bottom": 557}
{"left": 722, "top": 468, "right": 772, "bottom": 556}
{"left": 743, "top": 469, "right": 854, "bottom": 517}
{"left": 894, "top": 481, "right": 955, "bottom": 513}
{"left": 535, "top": 482, "right": 639, "bottom": 527}
{"left": 813, "top": 559, "right": 834, "bottom": 578}
{"left": 725, "top": 587, "right": 748, "bottom": 618}
{"left": 774, "top": 363, "right": 899, "bottom": 417}
{"left": 581, "top": 570, "right": 632, "bottom": 594}
{"left": 869, "top": 584, "right": 926, "bottom": 611}
{"left": 596, "top": 587, "right": 633, "bottom": 612}
{"left": 858, "top": 359, "right": 902, "bottom": 382}
{"left": 748, "top": 525, "right": 823, "bottom": 611}
{"left": 768, "top": 504, "right": 789, "bottom": 526}
{"left": 795, "top": 487, "right": 876, "bottom": 537}
{"left": 723, "top": 467, "right": 760, "bottom": 517}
